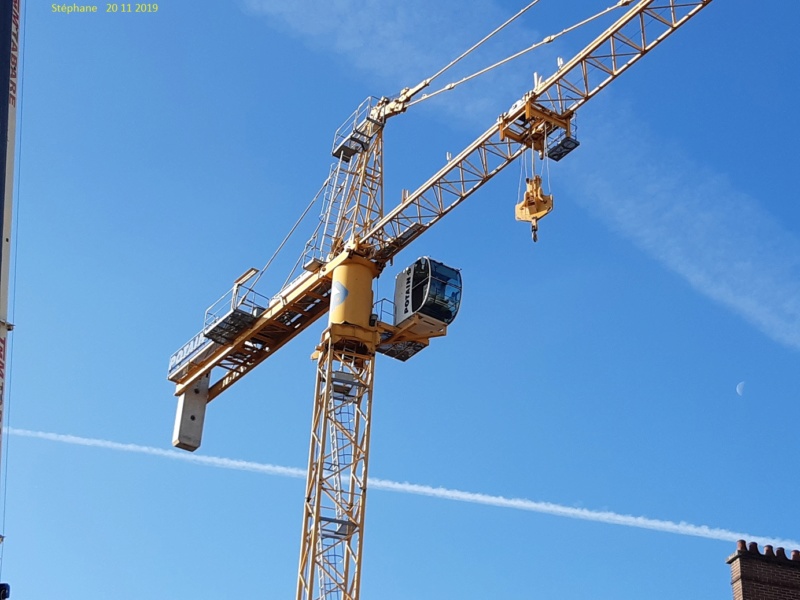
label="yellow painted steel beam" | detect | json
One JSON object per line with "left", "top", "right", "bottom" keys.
{"left": 172, "top": 0, "right": 712, "bottom": 405}
{"left": 172, "top": 249, "right": 376, "bottom": 400}
{"left": 358, "top": 0, "right": 712, "bottom": 259}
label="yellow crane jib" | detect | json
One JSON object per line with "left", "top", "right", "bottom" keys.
{"left": 516, "top": 175, "right": 553, "bottom": 242}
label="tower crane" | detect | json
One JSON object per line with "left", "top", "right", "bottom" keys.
{"left": 166, "top": 1, "right": 712, "bottom": 598}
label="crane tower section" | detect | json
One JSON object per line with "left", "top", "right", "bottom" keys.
{"left": 297, "top": 255, "right": 461, "bottom": 600}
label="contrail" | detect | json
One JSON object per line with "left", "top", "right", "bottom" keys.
{"left": 10, "top": 427, "right": 799, "bottom": 549}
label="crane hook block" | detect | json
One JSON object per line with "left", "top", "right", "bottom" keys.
{"left": 515, "top": 175, "right": 553, "bottom": 224}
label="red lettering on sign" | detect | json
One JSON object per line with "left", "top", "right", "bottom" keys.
{"left": 0, "top": 338, "right": 6, "bottom": 381}
{"left": 9, "top": 1, "right": 19, "bottom": 108}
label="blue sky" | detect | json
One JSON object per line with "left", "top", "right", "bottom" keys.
{"left": 4, "top": 1, "right": 800, "bottom": 598}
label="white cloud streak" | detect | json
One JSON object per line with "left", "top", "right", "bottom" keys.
{"left": 565, "top": 112, "right": 800, "bottom": 350}
{"left": 11, "top": 427, "right": 799, "bottom": 549}
{"left": 242, "top": 0, "right": 562, "bottom": 125}
{"left": 243, "top": 0, "right": 502, "bottom": 82}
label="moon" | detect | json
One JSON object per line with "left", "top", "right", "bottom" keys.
{"left": 736, "top": 381, "right": 745, "bottom": 397}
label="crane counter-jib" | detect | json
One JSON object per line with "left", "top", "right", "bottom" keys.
{"left": 167, "top": 268, "right": 317, "bottom": 382}
{"left": 170, "top": 250, "right": 369, "bottom": 400}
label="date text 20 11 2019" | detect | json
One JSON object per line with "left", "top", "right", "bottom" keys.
{"left": 51, "top": 4, "right": 159, "bottom": 13}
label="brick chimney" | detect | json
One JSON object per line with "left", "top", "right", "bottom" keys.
{"left": 727, "top": 540, "right": 800, "bottom": 600}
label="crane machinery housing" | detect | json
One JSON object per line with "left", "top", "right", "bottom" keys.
{"left": 166, "top": 1, "right": 713, "bottom": 599}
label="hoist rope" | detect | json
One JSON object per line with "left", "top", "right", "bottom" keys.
{"left": 544, "top": 145, "right": 552, "bottom": 192}
{"left": 517, "top": 149, "right": 529, "bottom": 202}
{"left": 408, "top": 0, "right": 633, "bottom": 108}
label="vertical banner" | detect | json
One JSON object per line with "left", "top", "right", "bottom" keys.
{"left": 0, "top": 0, "right": 21, "bottom": 475}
